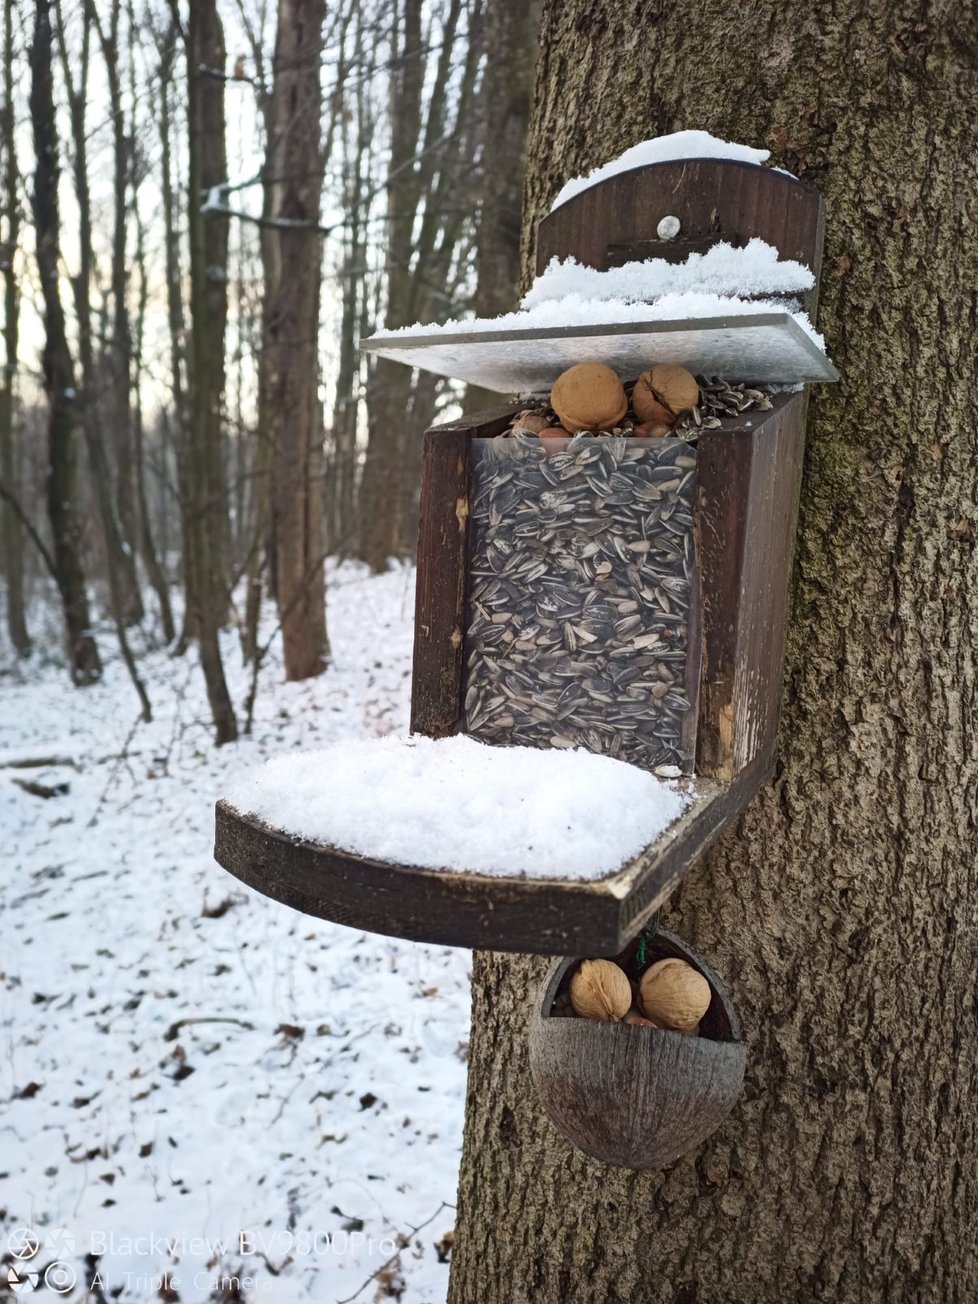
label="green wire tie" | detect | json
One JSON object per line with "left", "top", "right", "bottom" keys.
{"left": 635, "top": 911, "right": 661, "bottom": 969}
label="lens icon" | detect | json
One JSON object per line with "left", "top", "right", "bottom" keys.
{"left": 7, "top": 1228, "right": 40, "bottom": 1260}
{"left": 45, "top": 1261, "right": 78, "bottom": 1294}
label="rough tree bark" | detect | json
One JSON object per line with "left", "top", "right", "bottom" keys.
{"left": 261, "top": 0, "right": 330, "bottom": 681}
{"left": 448, "top": 4, "right": 978, "bottom": 1303}
{"left": 0, "top": 0, "right": 29, "bottom": 655}
{"left": 464, "top": 0, "right": 541, "bottom": 412}
{"left": 28, "top": 0, "right": 101, "bottom": 686}
{"left": 186, "top": 0, "right": 237, "bottom": 743}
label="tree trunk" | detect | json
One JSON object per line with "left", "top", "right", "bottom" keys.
{"left": 237, "top": 21, "right": 273, "bottom": 668}
{"left": 260, "top": 0, "right": 330, "bottom": 681}
{"left": 186, "top": 0, "right": 237, "bottom": 743}
{"left": 359, "top": 0, "right": 426, "bottom": 573}
{"left": 53, "top": 0, "right": 150, "bottom": 718}
{"left": 156, "top": 25, "right": 194, "bottom": 651}
{"left": 0, "top": 0, "right": 29, "bottom": 655}
{"left": 95, "top": 0, "right": 144, "bottom": 625}
{"left": 129, "top": 27, "right": 175, "bottom": 648}
{"left": 28, "top": 0, "right": 101, "bottom": 686}
{"left": 326, "top": 9, "right": 361, "bottom": 557}
{"left": 448, "top": 4, "right": 978, "bottom": 1303}
{"left": 464, "top": 0, "right": 541, "bottom": 412}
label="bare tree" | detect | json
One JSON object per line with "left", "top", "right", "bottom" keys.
{"left": 230, "top": 1, "right": 274, "bottom": 667}
{"left": 52, "top": 0, "right": 150, "bottom": 719}
{"left": 255, "top": 0, "right": 331, "bottom": 680}
{"left": 185, "top": 0, "right": 237, "bottom": 743}
{"left": 358, "top": 0, "right": 485, "bottom": 571}
{"left": 93, "top": 0, "right": 144, "bottom": 617}
{"left": 0, "top": 0, "right": 29, "bottom": 655}
{"left": 53, "top": 0, "right": 143, "bottom": 629}
{"left": 464, "top": 0, "right": 541, "bottom": 410}
{"left": 28, "top": 0, "right": 101, "bottom": 685}
{"left": 327, "top": 6, "right": 368, "bottom": 555}
{"left": 153, "top": 16, "right": 194, "bottom": 650}
{"left": 127, "top": 0, "right": 175, "bottom": 644}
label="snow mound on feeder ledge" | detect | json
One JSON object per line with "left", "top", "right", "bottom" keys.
{"left": 225, "top": 734, "right": 692, "bottom": 880}
{"left": 549, "top": 130, "right": 770, "bottom": 211}
{"left": 523, "top": 240, "right": 815, "bottom": 307}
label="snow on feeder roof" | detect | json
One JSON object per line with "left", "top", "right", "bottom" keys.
{"left": 363, "top": 134, "right": 837, "bottom": 391}
{"left": 363, "top": 239, "right": 836, "bottom": 391}
{"left": 548, "top": 130, "right": 772, "bottom": 212}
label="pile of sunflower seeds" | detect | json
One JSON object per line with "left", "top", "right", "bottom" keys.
{"left": 463, "top": 434, "right": 697, "bottom": 773}
{"left": 509, "top": 376, "right": 775, "bottom": 439}
{"left": 671, "top": 377, "right": 775, "bottom": 435}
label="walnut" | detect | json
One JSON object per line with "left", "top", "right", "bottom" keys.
{"left": 568, "top": 959, "right": 632, "bottom": 1022}
{"left": 638, "top": 958, "right": 711, "bottom": 1031}
{"left": 632, "top": 364, "right": 699, "bottom": 426}
{"left": 550, "top": 363, "right": 628, "bottom": 434}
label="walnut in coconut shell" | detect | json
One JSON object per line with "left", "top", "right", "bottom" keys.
{"left": 638, "top": 958, "right": 711, "bottom": 1032}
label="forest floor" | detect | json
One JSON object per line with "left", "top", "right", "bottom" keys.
{"left": 0, "top": 564, "right": 469, "bottom": 1304}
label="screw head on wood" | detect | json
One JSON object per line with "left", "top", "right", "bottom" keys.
{"left": 656, "top": 215, "right": 681, "bottom": 240}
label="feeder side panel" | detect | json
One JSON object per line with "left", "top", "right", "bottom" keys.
{"left": 732, "top": 393, "right": 808, "bottom": 772}
{"left": 410, "top": 427, "right": 472, "bottom": 738}
{"left": 411, "top": 407, "right": 523, "bottom": 739}
{"left": 695, "top": 428, "right": 755, "bottom": 781}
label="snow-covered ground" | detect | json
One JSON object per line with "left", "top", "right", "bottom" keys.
{"left": 0, "top": 564, "right": 469, "bottom": 1303}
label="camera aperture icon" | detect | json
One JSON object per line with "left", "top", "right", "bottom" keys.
{"left": 43, "top": 1228, "right": 77, "bottom": 1259}
{"left": 6, "top": 1227, "right": 40, "bottom": 1261}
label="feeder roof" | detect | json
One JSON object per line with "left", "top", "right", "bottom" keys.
{"left": 362, "top": 310, "right": 837, "bottom": 392}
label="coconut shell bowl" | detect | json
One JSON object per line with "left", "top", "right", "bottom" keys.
{"left": 528, "top": 929, "right": 746, "bottom": 1169}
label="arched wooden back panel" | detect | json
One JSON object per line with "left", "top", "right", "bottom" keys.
{"left": 536, "top": 158, "right": 824, "bottom": 307}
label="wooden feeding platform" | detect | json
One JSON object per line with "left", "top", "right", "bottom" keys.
{"left": 215, "top": 155, "right": 836, "bottom": 957}
{"left": 218, "top": 771, "right": 752, "bottom": 956}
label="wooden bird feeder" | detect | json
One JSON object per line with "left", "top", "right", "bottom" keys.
{"left": 529, "top": 930, "right": 745, "bottom": 1168}
{"left": 215, "top": 156, "right": 836, "bottom": 957}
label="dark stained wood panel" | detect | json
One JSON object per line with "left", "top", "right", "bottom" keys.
{"left": 409, "top": 428, "right": 470, "bottom": 738}
{"left": 695, "top": 394, "right": 806, "bottom": 780}
{"left": 214, "top": 758, "right": 769, "bottom": 957}
{"left": 410, "top": 406, "right": 520, "bottom": 738}
{"left": 536, "top": 159, "right": 825, "bottom": 312}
